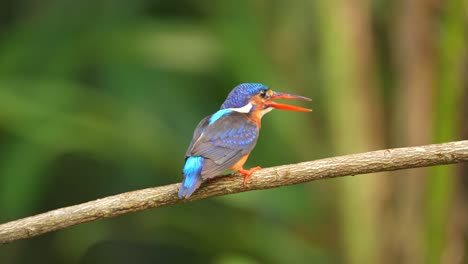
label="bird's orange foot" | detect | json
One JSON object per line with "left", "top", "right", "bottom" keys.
{"left": 238, "top": 166, "right": 262, "bottom": 187}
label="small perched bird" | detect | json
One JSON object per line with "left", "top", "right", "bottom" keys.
{"left": 178, "top": 83, "right": 311, "bottom": 199}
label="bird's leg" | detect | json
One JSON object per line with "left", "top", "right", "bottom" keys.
{"left": 238, "top": 166, "right": 262, "bottom": 187}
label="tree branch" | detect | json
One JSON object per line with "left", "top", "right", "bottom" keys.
{"left": 1, "top": 140, "right": 467, "bottom": 244}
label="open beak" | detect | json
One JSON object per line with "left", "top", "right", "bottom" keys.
{"left": 265, "top": 91, "right": 312, "bottom": 112}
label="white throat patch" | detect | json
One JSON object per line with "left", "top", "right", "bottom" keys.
{"left": 228, "top": 103, "right": 253, "bottom": 113}
{"left": 258, "top": 107, "right": 274, "bottom": 117}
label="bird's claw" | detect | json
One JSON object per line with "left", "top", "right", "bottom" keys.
{"left": 238, "top": 166, "right": 262, "bottom": 187}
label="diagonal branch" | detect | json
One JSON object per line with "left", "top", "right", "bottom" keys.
{"left": 1, "top": 140, "right": 467, "bottom": 244}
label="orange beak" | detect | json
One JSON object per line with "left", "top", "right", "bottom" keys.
{"left": 265, "top": 91, "right": 312, "bottom": 112}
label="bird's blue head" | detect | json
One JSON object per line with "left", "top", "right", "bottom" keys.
{"left": 221, "top": 83, "right": 268, "bottom": 109}
{"left": 219, "top": 83, "right": 312, "bottom": 117}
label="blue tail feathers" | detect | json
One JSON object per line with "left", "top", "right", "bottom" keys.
{"left": 179, "top": 156, "right": 205, "bottom": 199}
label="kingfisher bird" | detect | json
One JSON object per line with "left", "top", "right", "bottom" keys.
{"left": 178, "top": 83, "right": 311, "bottom": 199}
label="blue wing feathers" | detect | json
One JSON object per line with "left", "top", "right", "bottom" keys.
{"left": 179, "top": 111, "right": 259, "bottom": 198}
{"left": 210, "top": 126, "right": 256, "bottom": 147}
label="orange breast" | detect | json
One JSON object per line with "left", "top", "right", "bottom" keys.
{"left": 230, "top": 153, "right": 251, "bottom": 171}
{"left": 249, "top": 111, "right": 262, "bottom": 128}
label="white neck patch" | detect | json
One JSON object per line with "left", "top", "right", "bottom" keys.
{"left": 228, "top": 103, "right": 253, "bottom": 113}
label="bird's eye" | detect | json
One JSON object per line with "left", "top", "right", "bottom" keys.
{"left": 259, "top": 89, "right": 267, "bottom": 98}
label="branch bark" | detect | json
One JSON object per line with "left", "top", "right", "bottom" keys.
{"left": 1, "top": 140, "right": 467, "bottom": 244}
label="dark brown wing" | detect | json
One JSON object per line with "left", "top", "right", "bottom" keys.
{"left": 184, "top": 116, "right": 210, "bottom": 158}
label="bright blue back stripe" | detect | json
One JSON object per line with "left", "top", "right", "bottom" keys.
{"left": 209, "top": 109, "right": 232, "bottom": 125}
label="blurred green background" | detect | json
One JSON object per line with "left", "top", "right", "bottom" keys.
{"left": 0, "top": 0, "right": 467, "bottom": 263}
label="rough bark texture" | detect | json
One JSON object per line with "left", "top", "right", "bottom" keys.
{"left": 0, "top": 140, "right": 467, "bottom": 244}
